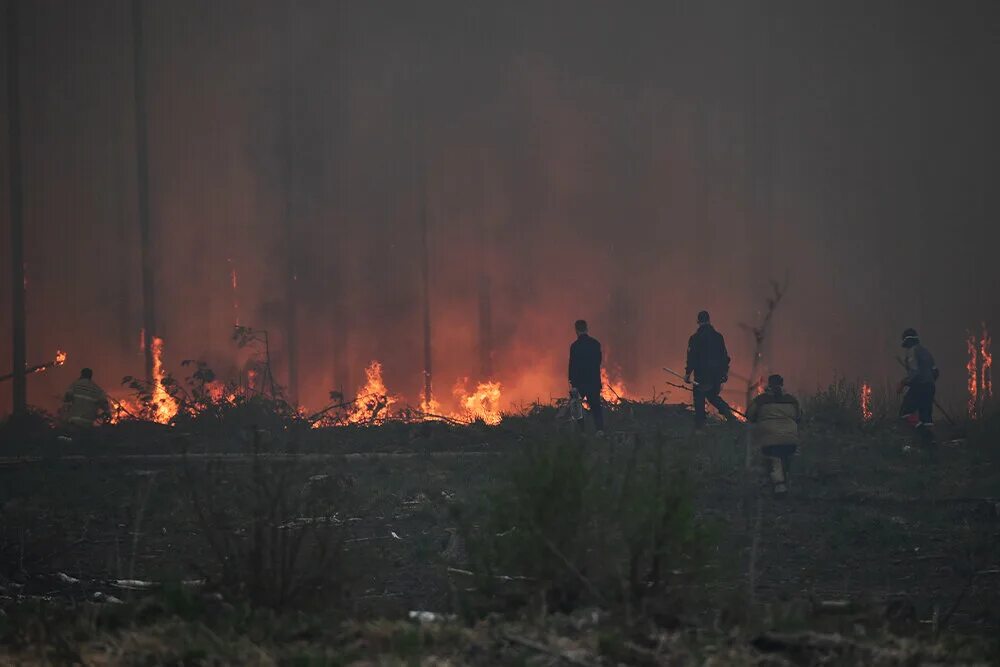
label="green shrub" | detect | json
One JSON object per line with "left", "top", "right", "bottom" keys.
{"left": 457, "top": 432, "right": 710, "bottom": 617}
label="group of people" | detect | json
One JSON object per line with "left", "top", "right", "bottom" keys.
{"left": 569, "top": 312, "right": 939, "bottom": 496}
{"left": 60, "top": 311, "right": 938, "bottom": 497}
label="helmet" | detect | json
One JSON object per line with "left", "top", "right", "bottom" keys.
{"left": 901, "top": 328, "right": 919, "bottom": 347}
{"left": 767, "top": 374, "right": 784, "bottom": 388}
{"left": 697, "top": 310, "right": 710, "bottom": 324}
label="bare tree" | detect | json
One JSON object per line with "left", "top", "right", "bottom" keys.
{"left": 6, "top": 0, "right": 27, "bottom": 415}
{"left": 132, "top": 0, "right": 156, "bottom": 386}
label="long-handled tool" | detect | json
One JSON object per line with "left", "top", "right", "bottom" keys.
{"left": 662, "top": 367, "right": 747, "bottom": 421}
{"left": 894, "top": 357, "right": 958, "bottom": 427}
{"left": 663, "top": 367, "right": 696, "bottom": 385}
{"left": 0, "top": 350, "right": 67, "bottom": 383}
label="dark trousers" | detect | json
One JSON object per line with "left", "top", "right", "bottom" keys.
{"left": 761, "top": 444, "right": 797, "bottom": 476}
{"left": 900, "top": 382, "right": 935, "bottom": 424}
{"left": 575, "top": 385, "right": 604, "bottom": 431}
{"left": 693, "top": 379, "right": 733, "bottom": 427}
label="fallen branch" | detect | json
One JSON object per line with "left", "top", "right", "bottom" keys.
{"left": 502, "top": 631, "right": 597, "bottom": 667}
{"left": 447, "top": 566, "right": 534, "bottom": 582}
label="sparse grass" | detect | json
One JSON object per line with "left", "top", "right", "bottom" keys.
{"left": 1, "top": 389, "right": 999, "bottom": 663}
{"left": 457, "top": 431, "right": 714, "bottom": 620}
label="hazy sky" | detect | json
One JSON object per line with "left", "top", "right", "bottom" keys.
{"left": 2, "top": 0, "right": 998, "bottom": 414}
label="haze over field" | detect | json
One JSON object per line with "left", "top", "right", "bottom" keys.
{"left": 2, "top": 0, "right": 998, "bottom": 415}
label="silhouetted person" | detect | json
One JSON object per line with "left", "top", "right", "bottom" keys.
{"left": 62, "top": 368, "right": 109, "bottom": 429}
{"left": 898, "top": 328, "right": 938, "bottom": 445}
{"left": 569, "top": 319, "right": 604, "bottom": 434}
{"left": 747, "top": 374, "right": 801, "bottom": 496}
{"left": 685, "top": 310, "right": 735, "bottom": 428}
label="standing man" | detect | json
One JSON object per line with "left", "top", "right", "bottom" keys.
{"left": 569, "top": 319, "right": 605, "bottom": 434}
{"left": 62, "top": 368, "right": 109, "bottom": 429}
{"left": 747, "top": 374, "right": 801, "bottom": 496}
{"left": 898, "top": 328, "right": 938, "bottom": 444}
{"left": 684, "top": 310, "right": 736, "bottom": 428}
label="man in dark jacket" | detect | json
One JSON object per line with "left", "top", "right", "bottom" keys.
{"left": 569, "top": 319, "right": 604, "bottom": 433}
{"left": 684, "top": 310, "right": 736, "bottom": 428}
{"left": 898, "top": 327, "right": 938, "bottom": 444}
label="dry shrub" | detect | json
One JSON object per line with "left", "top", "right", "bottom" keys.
{"left": 457, "top": 432, "right": 711, "bottom": 619}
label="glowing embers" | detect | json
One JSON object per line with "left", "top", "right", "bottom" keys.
{"left": 861, "top": 382, "right": 873, "bottom": 422}
{"left": 968, "top": 323, "right": 993, "bottom": 419}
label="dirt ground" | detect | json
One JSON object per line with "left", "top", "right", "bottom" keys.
{"left": 1, "top": 403, "right": 998, "bottom": 663}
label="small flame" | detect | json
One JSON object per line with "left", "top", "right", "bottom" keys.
{"left": 55, "top": 350, "right": 67, "bottom": 366}
{"left": 600, "top": 367, "right": 626, "bottom": 404}
{"left": 151, "top": 337, "right": 178, "bottom": 424}
{"left": 346, "top": 361, "right": 397, "bottom": 424}
{"left": 981, "top": 323, "right": 992, "bottom": 404}
{"left": 453, "top": 378, "right": 503, "bottom": 425}
{"left": 419, "top": 393, "right": 443, "bottom": 417}
{"left": 861, "top": 382, "right": 873, "bottom": 422}
{"left": 206, "top": 380, "right": 236, "bottom": 404}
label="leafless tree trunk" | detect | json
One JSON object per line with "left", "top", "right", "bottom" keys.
{"left": 6, "top": 0, "right": 27, "bottom": 414}
{"left": 741, "top": 277, "right": 788, "bottom": 470}
{"left": 282, "top": 4, "right": 299, "bottom": 403}
{"left": 132, "top": 0, "right": 156, "bottom": 385}
{"left": 420, "top": 188, "right": 433, "bottom": 405}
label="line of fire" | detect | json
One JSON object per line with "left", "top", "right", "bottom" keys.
{"left": 1, "top": 2, "right": 997, "bottom": 429}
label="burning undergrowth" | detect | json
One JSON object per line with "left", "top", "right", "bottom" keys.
{"left": 104, "top": 327, "right": 634, "bottom": 430}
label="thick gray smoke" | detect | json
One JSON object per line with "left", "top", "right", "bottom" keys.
{"left": 1, "top": 0, "right": 998, "bottom": 414}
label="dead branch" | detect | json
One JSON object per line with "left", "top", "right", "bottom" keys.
{"left": 502, "top": 631, "right": 597, "bottom": 667}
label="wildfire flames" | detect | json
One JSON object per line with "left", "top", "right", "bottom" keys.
{"left": 967, "top": 334, "right": 978, "bottom": 418}
{"left": 453, "top": 379, "right": 503, "bottom": 425}
{"left": 861, "top": 382, "right": 873, "bottom": 422}
{"left": 102, "top": 333, "right": 641, "bottom": 430}
{"left": 981, "top": 324, "right": 993, "bottom": 404}
{"left": 600, "top": 367, "right": 626, "bottom": 404}
{"left": 967, "top": 323, "right": 993, "bottom": 419}
{"left": 346, "top": 361, "right": 398, "bottom": 425}
{"left": 55, "top": 350, "right": 67, "bottom": 366}
{"left": 150, "top": 337, "right": 179, "bottom": 424}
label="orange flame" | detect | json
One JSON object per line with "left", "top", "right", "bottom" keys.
{"left": 600, "top": 367, "right": 626, "bottom": 404}
{"left": 419, "top": 393, "right": 443, "bottom": 417}
{"left": 981, "top": 323, "right": 992, "bottom": 405}
{"left": 861, "top": 382, "right": 873, "bottom": 422}
{"left": 453, "top": 378, "right": 503, "bottom": 425}
{"left": 967, "top": 333, "right": 979, "bottom": 419}
{"left": 346, "top": 361, "right": 397, "bottom": 424}
{"left": 54, "top": 350, "right": 67, "bottom": 366}
{"left": 150, "top": 337, "right": 178, "bottom": 424}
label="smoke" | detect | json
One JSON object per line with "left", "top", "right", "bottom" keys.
{"left": 2, "top": 0, "right": 999, "bottom": 415}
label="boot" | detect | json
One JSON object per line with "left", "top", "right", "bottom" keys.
{"left": 769, "top": 457, "right": 787, "bottom": 496}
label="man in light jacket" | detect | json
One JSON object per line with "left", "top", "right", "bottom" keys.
{"left": 62, "top": 368, "right": 109, "bottom": 429}
{"left": 747, "top": 374, "right": 801, "bottom": 496}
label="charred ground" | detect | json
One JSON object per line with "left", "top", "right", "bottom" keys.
{"left": 0, "top": 395, "right": 998, "bottom": 664}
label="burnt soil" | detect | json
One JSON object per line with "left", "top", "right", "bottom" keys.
{"left": 0, "top": 404, "right": 998, "bottom": 663}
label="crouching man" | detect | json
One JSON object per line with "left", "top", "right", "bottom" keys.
{"left": 747, "top": 374, "right": 802, "bottom": 496}
{"left": 62, "top": 368, "right": 110, "bottom": 429}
